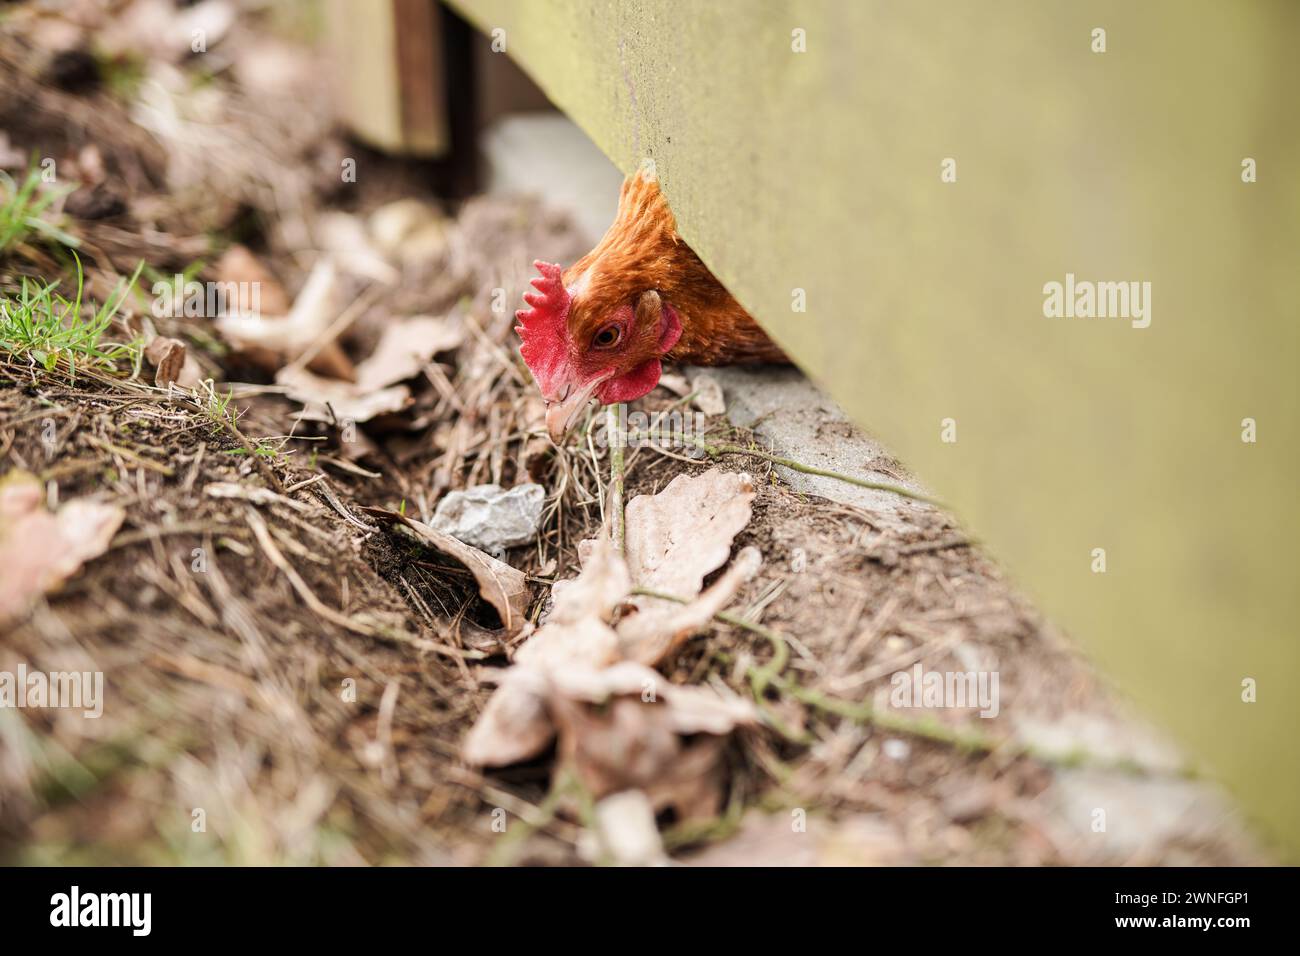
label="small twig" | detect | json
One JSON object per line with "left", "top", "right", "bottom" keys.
{"left": 607, "top": 403, "right": 626, "bottom": 553}
{"left": 484, "top": 770, "right": 577, "bottom": 867}
{"left": 634, "top": 586, "right": 1171, "bottom": 775}
{"left": 82, "top": 433, "right": 174, "bottom": 476}
{"left": 586, "top": 413, "right": 605, "bottom": 529}
{"left": 182, "top": 440, "right": 206, "bottom": 493}
{"left": 283, "top": 472, "right": 326, "bottom": 494}
{"left": 278, "top": 282, "right": 378, "bottom": 378}
{"left": 108, "top": 521, "right": 244, "bottom": 550}
{"left": 315, "top": 455, "right": 381, "bottom": 479}
{"left": 224, "top": 416, "right": 286, "bottom": 494}
{"left": 246, "top": 508, "right": 376, "bottom": 638}
{"left": 633, "top": 586, "right": 801, "bottom": 740}
{"left": 316, "top": 480, "right": 377, "bottom": 532}
{"left": 628, "top": 430, "right": 938, "bottom": 506}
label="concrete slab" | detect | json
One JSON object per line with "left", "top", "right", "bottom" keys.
{"left": 482, "top": 113, "right": 621, "bottom": 245}
{"left": 700, "top": 365, "right": 932, "bottom": 526}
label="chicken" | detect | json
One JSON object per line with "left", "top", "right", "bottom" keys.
{"left": 516, "top": 170, "right": 787, "bottom": 441}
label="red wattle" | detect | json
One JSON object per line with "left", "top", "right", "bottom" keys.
{"left": 598, "top": 357, "right": 663, "bottom": 403}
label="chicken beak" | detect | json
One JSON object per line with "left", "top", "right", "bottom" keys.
{"left": 544, "top": 377, "right": 606, "bottom": 443}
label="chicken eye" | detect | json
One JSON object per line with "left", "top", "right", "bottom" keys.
{"left": 592, "top": 324, "right": 621, "bottom": 349}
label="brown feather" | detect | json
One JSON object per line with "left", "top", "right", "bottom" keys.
{"left": 563, "top": 172, "right": 787, "bottom": 366}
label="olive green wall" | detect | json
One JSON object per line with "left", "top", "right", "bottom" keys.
{"left": 449, "top": 0, "right": 1299, "bottom": 853}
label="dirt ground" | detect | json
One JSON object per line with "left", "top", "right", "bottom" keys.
{"left": 0, "top": 2, "right": 1270, "bottom": 865}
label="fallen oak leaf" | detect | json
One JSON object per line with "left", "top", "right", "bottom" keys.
{"left": 462, "top": 526, "right": 758, "bottom": 782}
{"left": 215, "top": 257, "right": 356, "bottom": 381}
{"left": 460, "top": 665, "right": 556, "bottom": 767}
{"left": 462, "top": 538, "right": 627, "bottom": 766}
{"left": 574, "top": 468, "right": 761, "bottom": 663}
{"left": 549, "top": 662, "right": 755, "bottom": 822}
{"left": 354, "top": 315, "right": 463, "bottom": 392}
{"left": 617, "top": 545, "right": 762, "bottom": 665}
{"left": 316, "top": 210, "right": 400, "bottom": 285}
{"left": 621, "top": 468, "right": 756, "bottom": 611}
{"left": 277, "top": 367, "right": 411, "bottom": 424}
{"left": 360, "top": 506, "right": 528, "bottom": 633}
{"left": 460, "top": 473, "right": 763, "bottom": 827}
{"left": 0, "top": 472, "right": 125, "bottom": 624}
{"left": 547, "top": 534, "right": 630, "bottom": 626}
{"left": 550, "top": 660, "right": 756, "bottom": 735}
{"left": 460, "top": 611, "right": 629, "bottom": 767}
{"left": 276, "top": 313, "right": 463, "bottom": 423}
{"left": 368, "top": 199, "right": 448, "bottom": 265}
{"left": 144, "top": 335, "right": 201, "bottom": 388}
{"left": 215, "top": 243, "right": 291, "bottom": 315}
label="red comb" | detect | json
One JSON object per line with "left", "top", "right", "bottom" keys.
{"left": 515, "top": 260, "right": 572, "bottom": 395}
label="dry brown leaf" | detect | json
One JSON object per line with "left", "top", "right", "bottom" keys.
{"left": 460, "top": 666, "right": 556, "bottom": 767}
{"left": 277, "top": 367, "right": 411, "bottom": 424}
{"left": 462, "top": 539, "right": 626, "bottom": 766}
{"left": 215, "top": 244, "right": 291, "bottom": 316}
{"left": 617, "top": 545, "right": 762, "bottom": 665}
{"left": 0, "top": 472, "right": 125, "bottom": 624}
{"left": 461, "top": 472, "right": 762, "bottom": 791}
{"left": 144, "top": 335, "right": 201, "bottom": 388}
{"left": 275, "top": 314, "right": 462, "bottom": 423}
{"left": 316, "top": 211, "right": 399, "bottom": 285}
{"left": 215, "top": 257, "right": 356, "bottom": 381}
{"left": 98, "top": 0, "right": 234, "bottom": 63}
{"left": 359, "top": 507, "right": 527, "bottom": 633}
{"left": 144, "top": 336, "right": 184, "bottom": 386}
{"left": 354, "top": 315, "right": 463, "bottom": 392}
{"left": 547, "top": 536, "right": 630, "bottom": 627}
{"left": 623, "top": 468, "right": 756, "bottom": 605}
{"left": 606, "top": 468, "right": 761, "bottom": 663}
{"left": 549, "top": 660, "right": 754, "bottom": 730}
{"left": 551, "top": 669, "right": 752, "bottom": 823}
{"left": 368, "top": 199, "right": 447, "bottom": 265}
{"left": 229, "top": 256, "right": 333, "bottom": 345}
{"left": 581, "top": 790, "right": 669, "bottom": 866}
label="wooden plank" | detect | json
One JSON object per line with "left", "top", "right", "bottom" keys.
{"left": 327, "top": 0, "right": 446, "bottom": 156}
{"left": 446, "top": 0, "right": 1300, "bottom": 855}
